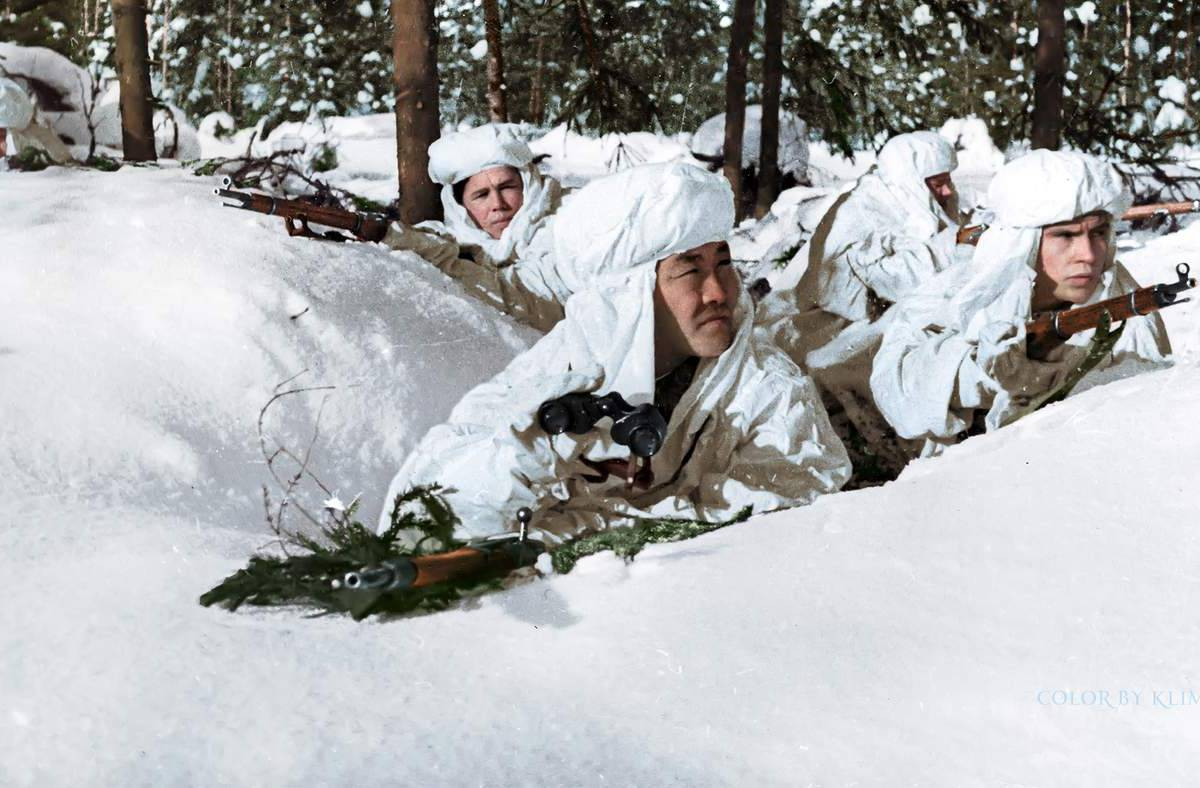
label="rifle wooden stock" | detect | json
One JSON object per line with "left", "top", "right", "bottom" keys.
{"left": 342, "top": 531, "right": 545, "bottom": 593}
{"left": 408, "top": 543, "right": 526, "bottom": 588}
{"left": 959, "top": 201, "right": 1200, "bottom": 246}
{"left": 1026, "top": 263, "right": 1194, "bottom": 358}
{"left": 215, "top": 178, "right": 390, "bottom": 242}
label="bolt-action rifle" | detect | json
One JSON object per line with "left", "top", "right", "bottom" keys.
{"left": 957, "top": 200, "right": 1200, "bottom": 246}
{"left": 214, "top": 176, "right": 390, "bottom": 242}
{"left": 1026, "top": 262, "right": 1194, "bottom": 358}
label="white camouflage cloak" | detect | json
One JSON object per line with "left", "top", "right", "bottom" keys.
{"left": 379, "top": 161, "right": 850, "bottom": 541}
{"left": 0, "top": 77, "right": 72, "bottom": 164}
{"left": 382, "top": 123, "right": 569, "bottom": 331}
{"left": 756, "top": 130, "right": 966, "bottom": 471}
{"left": 870, "top": 149, "right": 1173, "bottom": 453}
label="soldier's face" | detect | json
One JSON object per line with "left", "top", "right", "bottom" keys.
{"left": 1034, "top": 212, "right": 1111, "bottom": 309}
{"left": 924, "top": 171, "right": 955, "bottom": 209}
{"left": 461, "top": 165, "right": 525, "bottom": 239}
{"left": 654, "top": 241, "right": 738, "bottom": 366}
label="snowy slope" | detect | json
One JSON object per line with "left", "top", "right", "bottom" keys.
{"left": 0, "top": 166, "right": 536, "bottom": 529}
{"left": 5, "top": 162, "right": 1200, "bottom": 786}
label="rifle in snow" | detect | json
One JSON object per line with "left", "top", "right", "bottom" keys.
{"left": 340, "top": 508, "right": 545, "bottom": 593}
{"left": 957, "top": 200, "right": 1200, "bottom": 246}
{"left": 214, "top": 176, "right": 390, "bottom": 242}
{"left": 1026, "top": 262, "right": 1194, "bottom": 359}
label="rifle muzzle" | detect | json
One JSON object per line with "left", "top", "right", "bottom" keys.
{"left": 1153, "top": 263, "right": 1195, "bottom": 308}
{"left": 342, "top": 557, "right": 418, "bottom": 592}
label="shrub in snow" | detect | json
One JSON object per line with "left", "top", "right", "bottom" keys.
{"left": 938, "top": 116, "right": 1005, "bottom": 173}
{"left": 199, "top": 111, "right": 237, "bottom": 141}
{"left": 89, "top": 84, "right": 201, "bottom": 160}
{"left": 691, "top": 104, "right": 810, "bottom": 181}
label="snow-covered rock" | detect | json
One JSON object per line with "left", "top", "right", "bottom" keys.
{"left": 692, "top": 104, "right": 810, "bottom": 181}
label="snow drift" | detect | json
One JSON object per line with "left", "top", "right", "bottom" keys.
{"left": 3, "top": 153, "right": 1200, "bottom": 785}
{"left": 0, "top": 166, "right": 536, "bottom": 529}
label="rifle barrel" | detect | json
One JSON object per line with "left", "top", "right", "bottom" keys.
{"left": 959, "top": 200, "right": 1200, "bottom": 247}
{"left": 1027, "top": 263, "right": 1194, "bottom": 356}
{"left": 213, "top": 180, "right": 390, "bottom": 242}
{"left": 1122, "top": 200, "right": 1200, "bottom": 222}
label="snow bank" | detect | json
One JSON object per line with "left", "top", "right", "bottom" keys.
{"left": 692, "top": 104, "right": 810, "bottom": 180}
{"left": 0, "top": 166, "right": 536, "bottom": 529}
{"left": 528, "top": 123, "right": 696, "bottom": 188}
{"left": 90, "top": 84, "right": 202, "bottom": 160}
{"left": 727, "top": 184, "right": 840, "bottom": 283}
{"left": 4, "top": 160, "right": 1200, "bottom": 787}
{"left": 939, "top": 115, "right": 1006, "bottom": 174}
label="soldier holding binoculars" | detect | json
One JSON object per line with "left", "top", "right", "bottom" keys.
{"left": 378, "top": 161, "right": 850, "bottom": 542}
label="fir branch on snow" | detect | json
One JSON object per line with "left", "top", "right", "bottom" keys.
{"left": 205, "top": 376, "right": 759, "bottom": 620}
{"left": 202, "top": 486, "right": 755, "bottom": 619}
{"left": 199, "top": 487, "right": 500, "bottom": 620}
{"left": 550, "top": 506, "right": 753, "bottom": 575}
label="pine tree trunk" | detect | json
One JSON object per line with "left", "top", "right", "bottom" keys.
{"left": 755, "top": 0, "right": 783, "bottom": 219}
{"left": 723, "top": 0, "right": 756, "bottom": 221}
{"left": 1031, "top": 0, "right": 1065, "bottom": 150}
{"left": 161, "top": 0, "right": 170, "bottom": 90}
{"left": 392, "top": 0, "right": 441, "bottom": 224}
{"left": 111, "top": 0, "right": 157, "bottom": 161}
{"left": 483, "top": 0, "right": 508, "bottom": 122}
{"left": 529, "top": 35, "right": 545, "bottom": 125}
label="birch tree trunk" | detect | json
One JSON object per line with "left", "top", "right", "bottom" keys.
{"left": 392, "top": 0, "right": 441, "bottom": 223}
{"left": 111, "top": 0, "right": 157, "bottom": 161}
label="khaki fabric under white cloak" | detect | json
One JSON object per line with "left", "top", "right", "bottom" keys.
{"left": 757, "top": 131, "right": 968, "bottom": 475}
{"left": 870, "top": 149, "right": 1173, "bottom": 455}
{"left": 379, "top": 162, "right": 850, "bottom": 541}
{"left": 381, "top": 124, "right": 568, "bottom": 332}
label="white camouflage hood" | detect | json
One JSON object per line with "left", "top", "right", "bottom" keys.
{"left": 871, "top": 130, "right": 960, "bottom": 236}
{"left": 948, "top": 149, "right": 1131, "bottom": 340}
{"left": 426, "top": 123, "right": 560, "bottom": 262}
{"left": 550, "top": 160, "right": 737, "bottom": 406}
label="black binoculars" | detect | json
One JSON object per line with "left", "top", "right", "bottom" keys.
{"left": 537, "top": 391, "right": 668, "bottom": 458}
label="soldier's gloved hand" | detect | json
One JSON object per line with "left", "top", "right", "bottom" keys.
{"left": 976, "top": 321, "right": 1060, "bottom": 398}
{"left": 976, "top": 321, "right": 1032, "bottom": 388}
{"left": 381, "top": 220, "right": 420, "bottom": 248}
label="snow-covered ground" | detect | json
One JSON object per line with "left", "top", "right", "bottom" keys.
{"left": 5, "top": 134, "right": 1200, "bottom": 785}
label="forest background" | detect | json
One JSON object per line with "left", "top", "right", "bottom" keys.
{"left": 5, "top": 0, "right": 1199, "bottom": 219}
